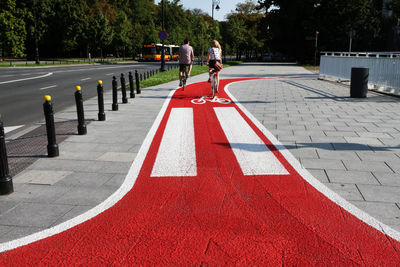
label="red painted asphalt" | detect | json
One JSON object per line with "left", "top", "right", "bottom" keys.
{"left": 0, "top": 79, "right": 399, "bottom": 265}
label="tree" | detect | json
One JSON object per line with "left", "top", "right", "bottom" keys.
{"left": 0, "top": 0, "right": 27, "bottom": 58}
{"left": 112, "top": 11, "right": 133, "bottom": 57}
{"left": 88, "top": 12, "right": 113, "bottom": 57}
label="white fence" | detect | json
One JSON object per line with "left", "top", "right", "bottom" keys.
{"left": 319, "top": 52, "right": 400, "bottom": 94}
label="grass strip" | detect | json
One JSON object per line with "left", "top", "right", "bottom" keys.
{"left": 140, "top": 61, "right": 242, "bottom": 88}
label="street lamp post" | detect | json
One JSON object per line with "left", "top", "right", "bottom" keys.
{"left": 314, "top": 31, "right": 319, "bottom": 73}
{"left": 212, "top": 0, "right": 220, "bottom": 20}
{"left": 160, "top": 0, "right": 166, "bottom": 72}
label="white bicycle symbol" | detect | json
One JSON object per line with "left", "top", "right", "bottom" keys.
{"left": 191, "top": 96, "right": 231, "bottom": 105}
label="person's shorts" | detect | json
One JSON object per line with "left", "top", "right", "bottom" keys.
{"left": 179, "top": 64, "right": 191, "bottom": 71}
{"left": 209, "top": 60, "right": 222, "bottom": 71}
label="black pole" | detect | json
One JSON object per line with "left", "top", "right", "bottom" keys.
{"left": 0, "top": 118, "right": 13, "bottom": 195}
{"left": 135, "top": 70, "right": 141, "bottom": 94}
{"left": 140, "top": 73, "right": 143, "bottom": 81}
{"left": 43, "top": 95, "right": 59, "bottom": 157}
{"left": 120, "top": 73, "right": 128, "bottom": 104}
{"left": 129, "top": 72, "right": 135, "bottom": 98}
{"left": 160, "top": 0, "right": 166, "bottom": 72}
{"left": 75, "top": 86, "right": 87, "bottom": 135}
{"left": 97, "top": 80, "right": 106, "bottom": 121}
{"left": 112, "top": 76, "right": 118, "bottom": 111}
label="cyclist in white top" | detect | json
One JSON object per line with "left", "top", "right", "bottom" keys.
{"left": 206, "top": 40, "right": 222, "bottom": 86}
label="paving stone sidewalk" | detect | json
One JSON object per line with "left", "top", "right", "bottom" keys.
{"left": 1, "top": 62, "right": 400, "bottom": 244}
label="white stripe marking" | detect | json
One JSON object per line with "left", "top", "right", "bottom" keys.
{"left": 106, "top": 73, "right": 114, "bottom": 76}
{"left": 151, "top": 108, "right": 196, "bottom": 177}
{"left": 214, "top": 107, "right": 288, "bottom": 175}
{"left": 40, "top": 85, "right": 57, "bottom": 90}
{"left": 80, "top": 77, "right": 91, "bottom": 81}
{"left": 4, "top": 125, "right": 24, "bottom": 134}
{"left": 0, "top": 72, "right": 53, "bottom": 85}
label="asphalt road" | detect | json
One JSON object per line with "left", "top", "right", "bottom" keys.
{"left": 0, "top": 62, "right": 176, "bottom": 132}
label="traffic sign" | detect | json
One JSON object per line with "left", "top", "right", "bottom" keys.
{"left": 158, "top": 30, "right": 168, "bottom": 41}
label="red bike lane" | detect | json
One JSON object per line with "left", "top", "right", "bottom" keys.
{"left": 0, "top": 78, "right": 399, "bottom": 265}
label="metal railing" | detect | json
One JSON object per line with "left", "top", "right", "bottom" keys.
{"left": 319, "top": 51, "right": 400, "bottom": 93}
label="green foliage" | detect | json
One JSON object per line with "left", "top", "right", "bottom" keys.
{"left": 0, "top": 0, "right": 27, "bottom": 57}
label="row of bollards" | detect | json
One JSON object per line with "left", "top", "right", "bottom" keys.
{"left": 0, "top": 66, "right": 172, "bottom": 195}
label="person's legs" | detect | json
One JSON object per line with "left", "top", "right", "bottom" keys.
{"left": 179, "top": 64, "right": 185, "bottom": 86}
{"left": 216, "top": 71, "right": 220, "bottom": 92}
{"left": 188, "top": 64, "right": 193, "bottom": 77}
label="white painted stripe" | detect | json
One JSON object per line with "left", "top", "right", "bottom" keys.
{"left": 80, "top": 77, "right": 91, "bottom": 81}
{"left": 223, "top": 80, "right": 400, "bottom": 241}
{"left": 0, "top": 85, "right": 179, "bottom": 253}
{"left": 40, "top": 85, "right": 57, "bottom": 90}
{"left": 214, "top": 107, "right": 288, "bottom": 175}
{"left": 106, "top": 73, "right": 114, "bottom": 76}
{"left": 151, "top": 108, "right": 196, "bottom": 177}
{"left": 0, "top": 72, "right": 53, "bottom": 85}
{"left": 4, "top": 125, "right": 24, "bottom": 134}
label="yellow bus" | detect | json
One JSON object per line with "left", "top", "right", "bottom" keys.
{"left": 167, "top": 45, "right": 179, "bottom": 61}
{"left": 141, "top": 44, "right": 171, "bottom": 61}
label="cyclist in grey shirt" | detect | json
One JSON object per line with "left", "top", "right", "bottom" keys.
{"left": 179, "top": 39, "right": 194, "bottom": 87}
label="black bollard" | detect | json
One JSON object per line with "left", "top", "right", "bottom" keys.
{"left": 120, "top": 73, "right": 128, "bottom": 104}
{"left": 43, "top": 95, "right": 59, "bottom": 157}
{"left": 97, "top": 80, "right": 106, "bottom": 121}
{"left": 112, "top": 76, "right": 119, "bottom": 111}
{"left": 75, "top": 86, "right": 87, "bottom": 135}
{"left": 135, "top": 70, "right": 141, "bottom": 94}
{"left": 0, "top": 118, "right": 13, "bottom": 195}
{"left": 140, "top": 73, "right": 143, "bottom": 81}
{"left": 129, "top": 72, "right": 135, "bottom": 98}
{"left": 147, "top": 71, "right": 150, "bottom": 78}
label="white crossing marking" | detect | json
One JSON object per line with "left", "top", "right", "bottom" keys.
{"left": 40, "top": 85, "right": 57, "bottom": 90}
{"left": 151, "top": 108, "right": 196, "bottom": 177}
{"left": 214, "top": 107, "right": 288, "bottom": 175}
{"left": 0, "top": 72, "right": 53, "bottom": 85}
{"left": 80, "top": 77, "right": 91, "bottom": 81}
{"left": 4, "top": 125, "right": 24, "bottom": 134}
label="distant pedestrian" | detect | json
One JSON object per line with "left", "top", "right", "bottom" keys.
{"left": 179, "top": 39, "right": 194, "bottom": 87}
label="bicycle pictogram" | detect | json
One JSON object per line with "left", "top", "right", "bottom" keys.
{"left": 191, "top": 96, "right": 231, "bottom": 105}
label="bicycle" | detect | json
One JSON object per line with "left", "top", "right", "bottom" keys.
{"left": 191, "top": 95, "right": 231, "bottom": 105}
{"left": 181, "top": 65, "right": 188, "bottom": 91}
{"left": 210, "top": 69, "right": 218, "bottom": 97}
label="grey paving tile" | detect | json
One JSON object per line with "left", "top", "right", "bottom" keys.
{"left": 342, "top": 160, "right": 393, "bottom": 172}
{"left": 55, "top": 172, "right": 115, "bottom": 188}
{"left": 323, "top": 183, "right": 364, "bottom": 201}
{"left": 3, "top": 184, "right": 73, "bottom": 204}
{"left": 373, "top": 172, "right": 400, "bottom": 186}
{"left": 13, "top": 170, "right": 73, "bottom": 185}
{"left": 350, "top": 201, "right": 400, "bottom": 231}
{"left": 317, "top": 150, "right": 360, "bottom": 160}
{"left": 357, "top": 184, "right": 400, "bottom": 203}
{"left": 0, "top": 226, "right": 44, "bottom": 243}
{"left": 0, "top": 201, "right": 20, "bottom": 215}
{"left": 356, "top": 151, "right": 399, "bottom": 161}
{"left": 54, "top": 187, "right": 116, "bottom": 206}
{"left": 50, "top": 205, "right": 92, "bottom": 227}
{"left": 301, "top": 158, "right": 345, "bottom": 170}
{"left": 0, "top": 202, "right": 73, "bottom": 227}
{"left": 102, "top": 174, "right": 126, "bottom": 190}
{"left": 326, "top": 170, "right": 379, "bottom": 185}
{"left": 308, "top": 169, "right": 329, "bottom": 183}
